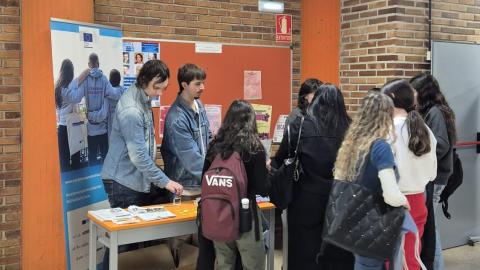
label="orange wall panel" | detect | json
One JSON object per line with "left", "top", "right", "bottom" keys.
{"left": 301, "top": 0, "right": 340, "bottom": 85}
{"left": 21, "top": 1, "right": 93, "bottom": 269}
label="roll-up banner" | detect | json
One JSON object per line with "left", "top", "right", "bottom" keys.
{"left": 50, "top": 18, "right": 122, "bottom": 270}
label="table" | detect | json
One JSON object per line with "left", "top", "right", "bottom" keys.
{"left": 88, "top": 201, "right": 276, "bottom": 270}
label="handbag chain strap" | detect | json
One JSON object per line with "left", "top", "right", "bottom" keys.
{"left": 286, "top": 116, "right": 305, "bottom": 158}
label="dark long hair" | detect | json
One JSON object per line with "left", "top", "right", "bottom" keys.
{"left": 381, "top": 79, "right": 431, "bottom": 156}
{"left": 135, "top": 60, "right": 170, "bottom": 89}
{"left": 307, "top": 83, "right": 350, "bottom": 137}
{"left": 298, "top": 78, "right": 322, "bottom": 115}
{"left": 207, "top": 100, "right": 263, "bottom": 161}
{"left": 410, "top": 73, "right": 457, "bottom": 144}
{"left": 54, "top": 59, "right": 74, "bottom": 108}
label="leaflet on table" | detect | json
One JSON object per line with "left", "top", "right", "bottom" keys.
{"left": 89, "top": 207, "right": 176, "bottom": 222}
{"left": 88, "top": 208, "right": 133, "bottom": 222}
{"left": 135, "top": 211, "right": 176, "bottom": 221}
{"left": 256, "top": 195, "right": 270, "bottom": 203}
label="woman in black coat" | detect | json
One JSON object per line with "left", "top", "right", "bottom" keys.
{"left": 272, "top": 84, "right": 354, "bottom": 270}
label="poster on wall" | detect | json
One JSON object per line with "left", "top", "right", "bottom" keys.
{"left": 205, "top": 104, "right": 222, "bottom": 135}
{"left": 159, "top": 105, "right": 171, "bottom": 137}
{"left": 244, "top": 70, "right": 262, "bottom": 100}
{"left": 123, "top": 41, "right": 161, "bottom": 107}
{"left": 272, "top": 114, "right": 288, "bottom": 143}
{"left": 50, "top": 18, "right": 123, "bottom": 270}
{"left": 252, "top": 104, "right": 272, "bottom": 140}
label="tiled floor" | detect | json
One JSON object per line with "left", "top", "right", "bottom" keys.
{"left": 444, "top": 244, "right": 480, "bottom": 270}
{"left": 273, "top": 244, "right": 480, "bottom": 270}
{"left": 117, "top": 242, "right": 480, "bottom": 269}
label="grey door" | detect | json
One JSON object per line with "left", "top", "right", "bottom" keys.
{"left": 432, "top": 41, "right": 480, "bottom": 248}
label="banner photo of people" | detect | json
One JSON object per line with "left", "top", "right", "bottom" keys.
{"left": 123, "top": 41, "right": 160, "bottom": 106}
{"left": 50, "top": 18, "right": 123, "bottom": 270}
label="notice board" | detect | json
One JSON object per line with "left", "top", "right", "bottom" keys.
{"left": 123, "top": 39, "right": 292, "bottom": 143}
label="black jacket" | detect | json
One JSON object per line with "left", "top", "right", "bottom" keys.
{"left": 273, "top": 116, "right": 344, "bottom": 194}
{"left": 424, "top": 106, "right": 453, "bottom": 185}
{"left": 272, "top": 115, "right": 354, "bottom": 270}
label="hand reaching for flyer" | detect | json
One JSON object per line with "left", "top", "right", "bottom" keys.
{"left": 165, "top": 180, "right": 183, "bottom": 196}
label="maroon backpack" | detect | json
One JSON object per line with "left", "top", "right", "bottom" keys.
{"left": 200, "top": 152, "right": 248, "bottom": 242}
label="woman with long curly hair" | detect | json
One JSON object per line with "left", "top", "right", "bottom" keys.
{"left": 334, "top": 92, "right": 409, "bottom": 270}
{"left": 410, "top": 73, "right": 457, "bottom": 270}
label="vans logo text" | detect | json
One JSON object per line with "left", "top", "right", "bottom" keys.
{"left": 206, "top": 175, "right": 233, "bottom": 187}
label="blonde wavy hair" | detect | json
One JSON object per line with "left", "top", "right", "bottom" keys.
{"left": 334, "top": 92, "right": 394, "bottom": 181}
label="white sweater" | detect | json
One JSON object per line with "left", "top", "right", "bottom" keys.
{"left": 392, "top": 116, "right": 438, "bottom": 195}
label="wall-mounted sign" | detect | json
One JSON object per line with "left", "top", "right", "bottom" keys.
{"left": 275, "top": 14, "right": 292, "bottom": 43}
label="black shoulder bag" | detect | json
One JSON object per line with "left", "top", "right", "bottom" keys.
{"left": 268, "top": 116, "right": 304, "bottom": 210}
{"left": 321, "top": 154, "right": 406, "bottom": 260}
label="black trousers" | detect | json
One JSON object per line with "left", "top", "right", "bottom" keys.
{"left": 88, "top": 133, "right": 108, "bottom": 166}
{"left": 288, "top": 184, "right": 354, "bottom": 270}
{"left": 57, "top": 125, "right": 81, "bottom": 172}
{"left": 421, "top": 182, "right": 437, "bottom": 270}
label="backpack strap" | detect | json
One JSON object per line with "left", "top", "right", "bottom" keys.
{"left": 251, "top": 193, "right": 260, "bottom": 241}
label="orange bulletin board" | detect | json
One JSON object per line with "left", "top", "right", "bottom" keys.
{"left": 124, "top": 39, "right": 292, "bottom": 143}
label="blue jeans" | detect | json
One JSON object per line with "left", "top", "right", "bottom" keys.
{"left": 354, "top": 255, "right": 385, "bottom": 270}
{"left": 432, "top": 184, "right": 445, "bottom": 270}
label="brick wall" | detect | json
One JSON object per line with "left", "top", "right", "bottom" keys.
{"left": 94, "top": 0, "right": 302, "bottom": 104}
{"left": 6, "top": 1, "right": 480, "bottom": 269}
{"left": 94, "top": 0, "right": 301, "bottom": 165}
{"left": 0, "top": 0, "right": 21, "bottom": 269}
{"left": 340, "top": 0, "right": 480, "bottom": 112}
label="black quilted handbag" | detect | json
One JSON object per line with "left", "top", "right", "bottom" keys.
{"left": 268, "top": 117, "right": 304, "bottom": 210}
{"left": 322, "top": 168, "right": 405, "bottom": 260}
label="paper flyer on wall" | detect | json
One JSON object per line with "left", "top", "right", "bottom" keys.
{"left": 205, "top": 104, "right": 222, "bottom": 135}
{"left": 123, "top": 41, "right": 161, "bottom": 107}
{"left": 50, "top": 19, "right": 122, "bottom": 270}
{"left": 273, "top": 114, "right": 288, "bottom": 143}
{"left": 252, "top": 104, "right": 272, "bottom": 140}
{"left": 159, "top": 106, "right": 171, "bottom": 137}
{"left": 244, "top": 70, "right": 262, "bottom": 100}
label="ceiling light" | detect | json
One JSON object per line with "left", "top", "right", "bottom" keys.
{"left": 258, "top": 0, "right": 284, "bottom": 13}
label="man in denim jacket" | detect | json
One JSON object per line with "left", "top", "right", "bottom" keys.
{"left": 102, "top": 60, "right": 183, "bottom": 201}
{"left": 160, "top": 64, "right": 211, "bottom": 265}
{"left": 161, "top": 63, "right": 212, "bottom": 197}
{"left": 101, "top": 60, "right": 184, "bottom": 269}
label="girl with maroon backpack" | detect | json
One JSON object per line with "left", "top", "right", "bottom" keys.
{"left": 197, "top": 100, "right": 270, "bottom": 270}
